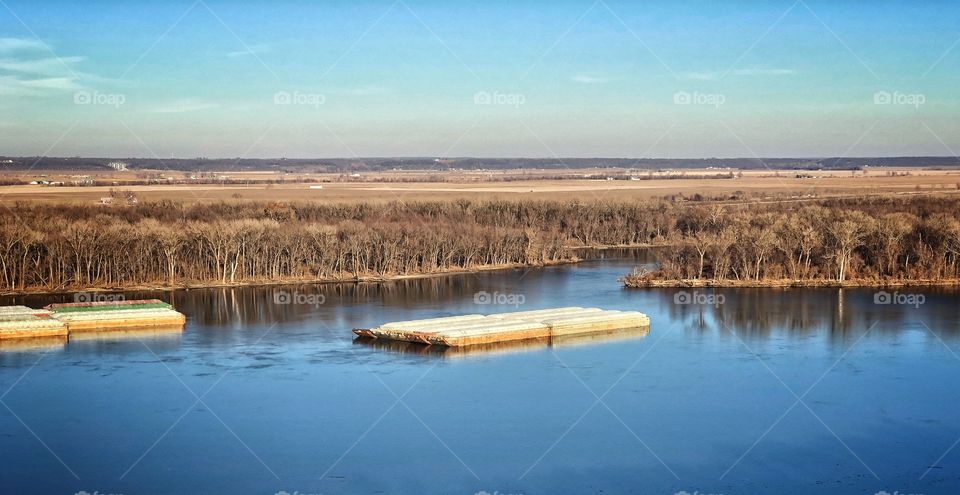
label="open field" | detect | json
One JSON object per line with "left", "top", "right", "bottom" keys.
{"left": 1, "top": 167, "right": 959, "bottom": 204}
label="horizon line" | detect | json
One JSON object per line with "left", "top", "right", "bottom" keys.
{"left": 5, "top": 155, "right": 960, "bottom": 162}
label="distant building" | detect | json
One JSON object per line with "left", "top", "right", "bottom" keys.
{"left": 107, "top": 161, "right": 129, "bottom": 171}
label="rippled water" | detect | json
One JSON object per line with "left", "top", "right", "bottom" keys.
{"left": 2, "top": 251, "right": 959, "bottom": 494}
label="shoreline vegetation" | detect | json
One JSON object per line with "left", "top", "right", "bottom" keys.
{"left": 1, "top": 199, "right": 664, "bottom": 296}
{"left": 1, "top": 258, "right": 582, "bottom": 297}
{"left": 621, "top": 196, "right": 960, "bottom": 289}
{"left": 2, "top": 196, "right": 958, "bottom": 296}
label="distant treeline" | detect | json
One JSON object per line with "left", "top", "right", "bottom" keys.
{"left": 11, "top": 173, "right": 738, "bottom": 187}
{"left": 5, "top": 156, "right": 960, "bottom": 172}
{"left": 625, "top": 197, "right": 960, "bottom": 286}
{"left": 1, "top": 197, "right": 959, "bottom": 293}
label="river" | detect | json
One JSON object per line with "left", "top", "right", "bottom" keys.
{"left": 1, "top": 251, "right": 959, "bottom": 494}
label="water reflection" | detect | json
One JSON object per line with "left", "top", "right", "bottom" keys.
{"left": 1, "top": 249, "right": 958, "bottom": 350}
{"left": 1, "top": 251, "right": 959, "bottom": 495}
{"left": 354, "top": 326, "right": 651, "bottom": 359}
{"left": 648, "top": 286, "right": 960, "bottom": 340}
{"left": 66, "top": 325, "right": 184, "bottom": 342}
{"left": 118, "top": 277, "right": 494, "bottom": 327}
{"left": 0, "top": 336, "right": 67, "bottom": 354}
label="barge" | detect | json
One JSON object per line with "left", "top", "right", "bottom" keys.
{"left": 354, "top": 307, "right": 650, "bottom": 347}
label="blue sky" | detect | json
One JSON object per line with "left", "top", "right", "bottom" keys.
{"left": 1, "top": 0, "right": 958, "bottom": 158}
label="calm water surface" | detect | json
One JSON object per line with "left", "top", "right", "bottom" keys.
{"left": 2, "top": 251, "right": 959, "bottom": 494}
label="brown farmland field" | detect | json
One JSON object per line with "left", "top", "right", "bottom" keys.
{"left": 1, "top": 167, "right": 959, "bottom": 204}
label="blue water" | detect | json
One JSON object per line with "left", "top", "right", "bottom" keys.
{"left": 2, "top": 254, "right": 959, "bottom": 494}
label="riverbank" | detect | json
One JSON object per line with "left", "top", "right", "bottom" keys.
{"left": 0, "top": 258, "right": 583, "bottom": 297}
{"left": 622, "top": 276, "right": 960, "bottom": 288}
{"left": 0, "top": 243, "right": 664, "bottom": 297}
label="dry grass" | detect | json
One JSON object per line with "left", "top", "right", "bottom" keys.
{"left": 1, "top": 168, "right": 959, "bottom": 204}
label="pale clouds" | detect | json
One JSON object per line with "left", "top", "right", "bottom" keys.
{"left": 678, "top": 68, "right": 797, "bottom": 80}
{"left": 0, "top": 56, "right": 85, "bottom": 75}
{"left": 0, "top": 37, "right": 48, "bottom": 53}
{"left": 731, "top": 68, "right": 796, "bottom": 76}
{"left": 679, "top": 71, "right": 719, "bottom": 81}
{"left": 571, "top": 74, "right": 609, "bottom": 84}
{"left": 18, "top": 76, "right": 80, "bottom": 90}
{"left": 151, "top": 98, "right": 220, "bottom": 114}
{"left": 335, "top": 84, "right": 391, "bottom": 96}
{"left": 0, "top": 37, "right": 90, "bottom": 96}
{"left": 227, "top": 44, "right": 271, "bottom": 58}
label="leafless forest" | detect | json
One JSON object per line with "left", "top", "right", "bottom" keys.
{"left": 0, "top": 197, "right": 959, "bottom": 293}
{"left": 626, "top": 196, "right": 960, "bottom": 286}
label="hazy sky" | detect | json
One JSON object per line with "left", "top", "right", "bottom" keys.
{"left": 1, "top": 0, "right": 958, "bottom": 158}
